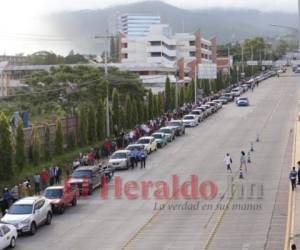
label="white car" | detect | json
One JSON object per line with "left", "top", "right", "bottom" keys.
{"left": 108, "top": 150, "right": 130, "bottom": 170}
{"left": 231, "top": 87, "right": 242, "bottom": 97}
{"left": 212, "top": 100, "right": 223, "bottom": 109}
{"left": 182, "top": 114, "right": 199, "bottom": 127}
{"left": 0, "top": 223, "right": 17, "bottom": 249}
{"left": 1, "top": 197, "right": 52, "bottom": 235}
{"left": 136, "top": 136, "right": 157, "bottom": 154}
{"left": 190, "top": 110, "right": 205, "bottom": 122}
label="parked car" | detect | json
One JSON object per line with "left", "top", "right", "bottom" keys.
{"left": 152, "top": 132, "right": 168, "bottom": 148}
{"left": 190, "top": 110, "right": 205, "bottom": 122}
{"left": 236, "top": 97, "right": 249, "bottom": 106}
{"left": 69, "top": 166, "right": 103, "bottom": 195}
{"left": 212, "top": 100, "right": 223, "bottom": 108}
{"left": 136, "top": 136, "right": 157, "bottom": 154}
{"left": 0, "top": 223, "right": 17, "bottom": 249}
{"left": 43, "top": 185, "right": 78, "bottom": 214}
{"left": 182, "top": 114, "right": 199, "bottom": 127}
{"left": 195, "top": 106, "right": 209, "bottom": 118}
{"left": 1, "top": 197, "right": 52, "bottom": 235}
{"left": 218, "top": 96, "right": 228, "bottom": 104}
{"left": 108, "top": 150, "right": 131, "bottom": 170}
{"left": 158, "top": 127, "right": 176, "bottom": 142}
{"left": 231, "top": 87, "right": 242, "bottom": 97}
{"left": 167, "top": 120, "right": 185, "bottom": 136}
{"left": 224, "top": 93, "right": 234, "bottom": 102}
{"left": 206, "top": 102, "right": 219, "bottom": 112}
{"left": 201, "top": 105, "right": 213, "bottom": 116}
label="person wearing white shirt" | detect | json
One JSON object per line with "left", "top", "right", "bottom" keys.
{"left": 224, "top": 153, "right": 233, "bottom": 173}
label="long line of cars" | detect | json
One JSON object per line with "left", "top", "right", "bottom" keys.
{"left": 0, "top": 69, "right": 276, "bottom": 249}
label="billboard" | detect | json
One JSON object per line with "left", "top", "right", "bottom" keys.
{"left": 261, "top": 60, "right": 273, "bottom": 66}
{"left": 198, "top": 64, "right": 217, "bottom": 79}
{"left": 246, "top": 60, "right": 258, "bottom": 66}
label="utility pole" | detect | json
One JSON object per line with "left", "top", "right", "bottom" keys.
{"left": 95, "top": 32, "right": 115, "bottom": 137}
{"left": 298, "top": 0, "right": 300, "bottom": 49}
{"left": 194, "top": 63, "right": 197, "bottom": 104}
{"left": 242, "top": 45, "right": 245, "bottom": 75}
{"left": 228, "top": 47, "right": 231, "bottom": 86}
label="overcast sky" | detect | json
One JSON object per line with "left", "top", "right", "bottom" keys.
{"left": 1, "top": 0, "right": 299, "bottom": 16}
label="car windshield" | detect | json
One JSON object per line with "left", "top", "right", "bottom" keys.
{"left": 153, "top": 134, "right": 163, "bottom": 139}
{"left": 127, "top": 146, "right": 141, "bottom": 151}
{"left": 8, "top": 204, "right": 33, "bottom": 215}
{"left": 191, "top": 111, "right": 200, "bottom": 115}
{"left": 160, "top": 129, "right": 171, "bottom": 134}
{"left": 111, "top": 152, "right": 127, "bottom": 159}
{"left": 168, "top": 122, "right": 180, "bottom": 127}
{"left": 44, "top": 188, "right": 63, "bottom": 198}
{"left": 239, "top": 98, "right": 248, "bottom": 101}
{"left": 137, "top": 139, "right": 150, "bottom": 144}
{"left": 71, "top": 170, "right": 92, "bottom": 178}
{"left": 184, "top": 116, "right": 194, "bottom": 120}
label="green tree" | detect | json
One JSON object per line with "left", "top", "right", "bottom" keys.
{"left": 44, "top": 125, "right": 51, "bottom": 161}
{"left": 67, "top": 129, "right": 76, "bottom": 150}
{"left": 170, "top": 85, "right": 176, "bottom": 110}
{"left": 112, "top": 88, "right": 120, "bottom": 131}
{"left": 79, "top": 108, "right": 88, "bottom": 146}
{"left": 136, "top": 99, "right": 143, "bottom": 124}
{"left": 96, "top": 99, "right": 105, "bottom": 141}
{"left": 0, "top": 112, "right": 13, "bottom": 180}
{"left": 119, "top": 108, "right": 126, "bottom": 131}
{"left": 179, "top": 87, "right": 184, "bottom": 107}
{"left": 164, "top": 76, "right": 171, "bottom": 111}
{"left": 143, "top": 103, "right": 149, "bottom": 122}
{"left": 125, "top": 95, "right": 132, "bottom": 129}
{"left": 15, "top": 119, "right": 26, "bottom": 170}
{"left": 31, "top": 127, "right": 40, "bottom": 166}
{"left": 132, "top": 99, "right": 138, "bottom": 126}
{"left": 153, "top": 94, "right": 158, "bottom": 118}
{"left": 55, "top": 118, "right": 64, "bottom": 155}
{"left": 88, "top": 105, "right": 96, "bottom": 144}
{"left": 148, "top": 90, "right": 154, "bottom": 119}
{"left": 158, "top": 93, "right": 164, "bottom": 116}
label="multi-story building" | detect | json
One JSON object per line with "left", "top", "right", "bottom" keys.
{"left": 118, "top": 14, "right": 161, "bottom": 37}
{"left": 119, "top": 23, "right": 217, "bottom": 81}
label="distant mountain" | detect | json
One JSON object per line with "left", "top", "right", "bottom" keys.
{"left": 40, "top": 1, "right": 298, "bottom": 54}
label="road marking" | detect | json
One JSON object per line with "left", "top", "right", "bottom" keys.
{"left": 284, "top": 120, "right": 297, "bottom": 250}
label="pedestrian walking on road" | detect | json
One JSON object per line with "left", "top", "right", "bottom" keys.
{"left": 290, "top": 167, "right": 298, "bottom": 191}
{"left": 240, "top": 151, "right": 247, "bottom": 173}
{"left": 297, "top": 161, "right": 300, "bottom": 185}
{"left": 224, "top": 153, "right": 232, "bottom": 173}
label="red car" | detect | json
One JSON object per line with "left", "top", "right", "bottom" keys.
{"left": 43, "top": 185, "right": 78, "bottom": 214}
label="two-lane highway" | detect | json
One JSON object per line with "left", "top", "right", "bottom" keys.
{"left": 16, "top": 73, "right": 300, "bottom": 250}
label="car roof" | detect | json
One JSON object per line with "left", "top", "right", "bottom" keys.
{"left": 191, "top": 110, "right": 201, "bottom": 112}
{"left": 152, "top": 132, "right": 165, "bottom": 135}
{"left": 45, "top": 186, "right": 64, "bottom": 190}
{"left": 113, "top": 150, "right": 130, "bottom": 153}
{"left": 75, "top": 166, "right": 98, "bottom": 171}
{"left": 126, "top": 144, "right": 143, "bottom": 148}
{"left": 184, "top": 114, "right": 196, "bottom": 117}
{"left": 138, "top": 136, "right": 154, "bottom": 140}
{"left": 159, "top": 127, "right": 172, "bottom": 130}
{"left": 14, "top": 196, "right": 42, "bottom": 205}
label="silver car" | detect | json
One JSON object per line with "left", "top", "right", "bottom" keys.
{"left": 1, "top": 197, "right": 52, "bottom": 235}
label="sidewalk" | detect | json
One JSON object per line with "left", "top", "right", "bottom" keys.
{"left": 289, "top": 117, "right": 300, "bottom": 249}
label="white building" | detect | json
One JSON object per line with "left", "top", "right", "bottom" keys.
{"left": 118, "top": 14, "right": 161, "bottom": 37}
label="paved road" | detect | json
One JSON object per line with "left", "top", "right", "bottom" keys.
{"left": 16, "top": 72, "right": 300, "bottom": 250}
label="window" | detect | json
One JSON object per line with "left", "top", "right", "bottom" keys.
{"left": 151, "top": 52, "right": 161, "bottom": 57}
{"left": 190, "top": 51, "right": 196, "bottom": 57}
{"left": 123, "top": 43, "right": 128, "bottom": 48}
{"left": 189, "top": 41, "right": 195, "bottom": 46}
{"left": 1, "top": 225, "right": 10, "bottom": 235}
{"left": 150, "top": 41, "right": 161, "bottom": 46}
{"left": 34, "top": 200, "right": 44, "bottom": 210}
{"left": 0, "top": 229, "right": 3, "bottom": 237}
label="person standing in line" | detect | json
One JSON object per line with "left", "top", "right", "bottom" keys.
{"left": 290, "top": 167, "right": 298, "bottom": 191}
{"left": 297, "top": 161, "right": 300, "bottom": 185}
{"left": 224, "top": 153, "right": 233, "bottom": 173}
{"left": 140, "top": 150, "right": 147, "bottom": 169}
{"left": 33, "top": 173, "right": 41, "bottom": 195}
{"left": 240, "top": 151, "right": 247, "bottom": 173}
{"left": 10, "top": 185, "right": 19, "bottom": 202}
{"left": 2, "top": 188, "right": 11, "bottom": 215}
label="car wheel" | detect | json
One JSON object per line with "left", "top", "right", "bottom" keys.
{"left": 29, "top": 222, "right": 37, "bottom": 235}
{"left": 9, "top": 237, "right": 16, "bottom": 248}
{"left": 46, "top": 212, "right": 52, "bottom": 225}
{"left": 72, "top": 197, "right": 77, "bottom": 206}
{"left": 59, "top": 205, "right": 65, "bottom": 214}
